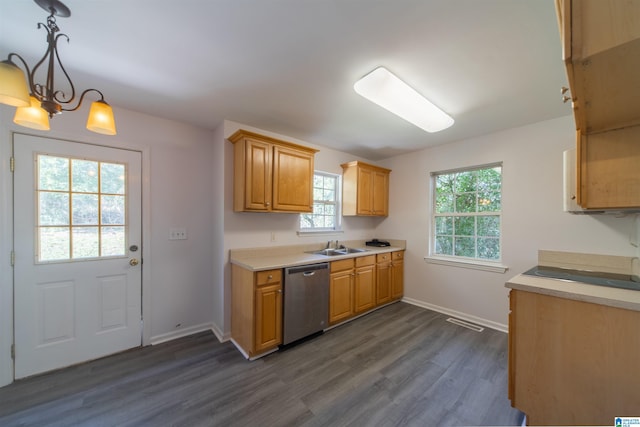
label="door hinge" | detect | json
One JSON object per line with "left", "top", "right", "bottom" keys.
{"left": 11, "top": 344, "right": 15, "bottom": 360}
{"left": 10, "top": 251, "right": 15, "bottom": 267}
{"left": 10, "top": 157, "right": 14, "bottom": 173}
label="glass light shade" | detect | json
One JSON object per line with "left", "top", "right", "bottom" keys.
{"left": 354, "top": 66, "right": 454, "bottom": 133}
{"left": 13, "top": 96, "right": 50, "bottom": 130}
{"left": 86, "top": 100, "right": 117, "bottom": 135}
{"left": 0, "top": 60, "right": 30, "bottom": 107}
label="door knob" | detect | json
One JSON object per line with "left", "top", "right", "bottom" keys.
{"left": 129, "top": 258, "right": 139, "bottom": 266}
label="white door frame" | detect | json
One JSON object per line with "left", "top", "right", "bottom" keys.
{"left": 0, "top": 129, "right": 153, "bottom": 386}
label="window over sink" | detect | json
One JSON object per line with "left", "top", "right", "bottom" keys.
{"left": 430, "top": 163, "right": 503, "bottom": 263}
{"left": 299, "top": 171, "right": 342, "bottom": 233}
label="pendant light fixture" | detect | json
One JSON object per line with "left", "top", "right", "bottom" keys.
{"left": 0, "top": 0, "right": 116, "bottom": 135}
{"left": 354, "top": 66, "right": 453, "bottom": 133}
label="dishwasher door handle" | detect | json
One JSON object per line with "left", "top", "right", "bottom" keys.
{"left": 302, "top": 271, "right": 316, "bottom": 277}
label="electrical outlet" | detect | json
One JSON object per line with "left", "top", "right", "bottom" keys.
{"left": 169, "top": 228, "right": 187, "bottom": 240}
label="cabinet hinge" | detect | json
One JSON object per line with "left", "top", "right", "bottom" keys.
{"left": 10, "top": 251, "right": 15, "bottom": 267}
{"left": 10, "top": 157, "right": 15, "bottom": 173}
{"left": 11, "top": 344, "right": 15, "bottom": 360}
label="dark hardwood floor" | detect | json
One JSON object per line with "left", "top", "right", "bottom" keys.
{"left": 0, "top": 302, "right": 523, "bottom": 426}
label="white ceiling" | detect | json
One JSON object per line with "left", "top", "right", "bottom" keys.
{"left": 0, "top": 0, "right": 570, "bottom": 160}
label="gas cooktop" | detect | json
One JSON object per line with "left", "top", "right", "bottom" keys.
{"left": 523, "top": 266, "right": 640, "bottom": 292}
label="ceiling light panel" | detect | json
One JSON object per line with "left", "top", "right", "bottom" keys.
{"left": 354, "top": 66, "right": 454, "bottom": 133}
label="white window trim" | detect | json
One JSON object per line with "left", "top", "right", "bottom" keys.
{"left": 298, "top": 171, "right": 342, "bottom": 234}
{"left": 424, "top": 255, "right": 509, "bottom": 273}
{"left": 428, "top": 162, "right": 508, "bottom": 272}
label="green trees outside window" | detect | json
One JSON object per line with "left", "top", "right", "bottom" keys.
{"left": 433, "top": 164, "right": 502, "bottom": 261}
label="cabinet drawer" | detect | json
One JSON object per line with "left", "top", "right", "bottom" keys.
{"left": 355, "top": 255, "right": 376, "bottom": 267}
{"left": 331, "top": 258, "right": 354, "bottom": 273}
{"left": 256, "top": 269, "right": 282, "bottom": 286}
{"left": 392, "top": 251, "right": 404, "bottom": 260}
{"left": 376, "top": 253, "right": 392, "bottom": 263}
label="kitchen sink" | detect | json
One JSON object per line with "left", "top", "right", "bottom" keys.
{"left": 306, "top": 247, "right": 369, "bottom": 257}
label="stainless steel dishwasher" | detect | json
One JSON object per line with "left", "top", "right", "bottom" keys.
{"left": 283, "top": 263, "right": 329, "bottom": 345}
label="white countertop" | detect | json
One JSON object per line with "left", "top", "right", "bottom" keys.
{"left": 230, "top": 243, "right": 405, "bottom": 271}
{"left": 506, "top": 273, "right": 640, "bottom": 312}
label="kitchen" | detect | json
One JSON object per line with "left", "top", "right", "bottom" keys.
{"left": 1, "top": 0, "right": 640, "bottom": 425}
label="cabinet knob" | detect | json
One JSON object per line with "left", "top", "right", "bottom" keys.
{"left": 265, "top": 202, "right": 271, "bottom": 207}
{"left": 268, "top": 274, "right": 273, "bottom": 280}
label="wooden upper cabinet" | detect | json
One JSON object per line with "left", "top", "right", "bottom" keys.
{"left": 342, "top": 161, "right": 391, "bottom": 216}
{"left": 559, "top": 0, "right": 640, "bottom": 133}
{"left": 556, "top": 0, "right": 640, "bottom": 209}
{"left": 229, "top": 130, "right": 318, "bottom": 213}
{"left": 272, "top": 144, "right": 315, "bottom": 212}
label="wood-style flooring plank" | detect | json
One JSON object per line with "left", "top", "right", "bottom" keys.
{"left": 0, "top": 302, "right": 522, "bottom": 426}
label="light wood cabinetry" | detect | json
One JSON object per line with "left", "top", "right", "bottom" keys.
{"left": 376, "top": 253, "right": 392, "bottom": 305}
{"left": 231, "top": 265, "right": 282, "bottom": 357}
{"left": 329, "top": 250, "right": 403, "bottom": 325}
{"left": 508, "top": 289, "right": 640, "bottom": 425}
{"left": 354, "top": 255, "right": 376, "bottom": 314}
{"left": 556, "top": 0, "right": 640, "bottom": 209}
{"left": 229, "top": 130, "right": 318, "bottom": 213}
{"left": 375, "top": 251, "right": 404, "bottom": 304}
{"left": 329, "top": 258, "right": 355, "bottom": 325}
{"left": 341, "top": 161, "right": 391, "bottom": 216}
{"left": 390, "top": 251, "right": 404, "bottom": 300}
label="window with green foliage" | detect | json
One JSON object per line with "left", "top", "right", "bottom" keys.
{"left": 299, "top": 172, "right": 341, "bottom": 232}
{"left": 37, "top": 154, "right": 127, "bottom": 262}
{"left": 432, "top": 164, "right": 502, "bottom": 261}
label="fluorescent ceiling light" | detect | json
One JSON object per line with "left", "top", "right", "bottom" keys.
{"left": 354, "top": 66, "right": 454, "bottom": 133}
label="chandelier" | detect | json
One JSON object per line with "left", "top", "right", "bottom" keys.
{"left": 0, "top": 0, "right": 116, "bottom": 135}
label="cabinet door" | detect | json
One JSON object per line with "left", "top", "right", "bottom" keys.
{"left": 578, "top": 127, "right": 640, "bottom": 209}
{"left": 354, "top": 265, "right": 375, "bottom": 314}
{"left": 376, "top": 255, "right": 392, "bottom": 305}
{"left": 372, "top": 170, "right": 389, "bottom": 216}
{"left": 244, "top": 139, "right": 272, "bottom": 211}
{"left": 356, "top": 166, "right": 373, "bottom": 215}
{"left": 254, "top": 283, "right": 282, "bottom": 353}
{"left": 272, "top": 145, "right": 314, "bottom": 212}
{"left": 391, "top": 258, "right": 404, "bottom": 300}
{"left": 329, "top": 270, "right": 354, "bottom": 324}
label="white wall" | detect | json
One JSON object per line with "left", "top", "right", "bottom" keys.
{"left": 0, "top": 104, "right": 218, "bottom": 386}
{"left": 376, "top": 115, "right": 639, "bottom": 329}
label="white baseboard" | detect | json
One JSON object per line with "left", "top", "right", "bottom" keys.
{"left": 149, "top": 322, "right": 215, "bottom": 345}
{"left": 402, "top": 297, "right": 508, "bottom": 333}
{"left": 210, "top": 322, "right": 230, "bottom": 343}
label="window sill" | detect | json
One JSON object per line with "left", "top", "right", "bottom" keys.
{"left": 297, "top": 230, "right": 344, "bottom": 237}
{"left": 424, "top": 256, "right": 509, "bottom": 273}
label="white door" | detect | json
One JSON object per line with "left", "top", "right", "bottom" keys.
{"left": 13, "top": 133, "right": 142, "bottom": 378}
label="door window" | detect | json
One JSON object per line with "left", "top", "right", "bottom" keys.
{"left": 37, "top": 154, "right": 127, "bottom": 262}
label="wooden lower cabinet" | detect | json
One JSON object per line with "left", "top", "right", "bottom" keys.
{"left": 254, "top": 282, "right": 282, "bottom": 353}
{"left": 376, "top": 253, "right": 392, "bottom": 305}
{"left": 390, "top": 251, "right": 404, "bottom": 300}
{"left": 508, "top": 289, "right": 640, "bottom": 425}
{"left": 329, "top": 259, "right": 355, "bottom": 325}
{"left": 231, "top": 265, "right": 282, "bottom": 357}
{"left": 329, "top": 251, "right": 404, "bottom": 325}
{"left": 354, "top": 255, "right": 376, "bottom": 314}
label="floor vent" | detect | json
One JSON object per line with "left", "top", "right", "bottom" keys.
{"left": 446, "top": 317, "right": 484, "bottom": 332}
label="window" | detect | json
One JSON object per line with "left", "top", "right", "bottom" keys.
{"left": 299, "top": 172, "right": 341, "bottom": 232}
{"left": 37, "top": 154, "right": 127, "bottom": 262}
{"left": 432, "top": 163, "right": 502, "bottom": 261}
